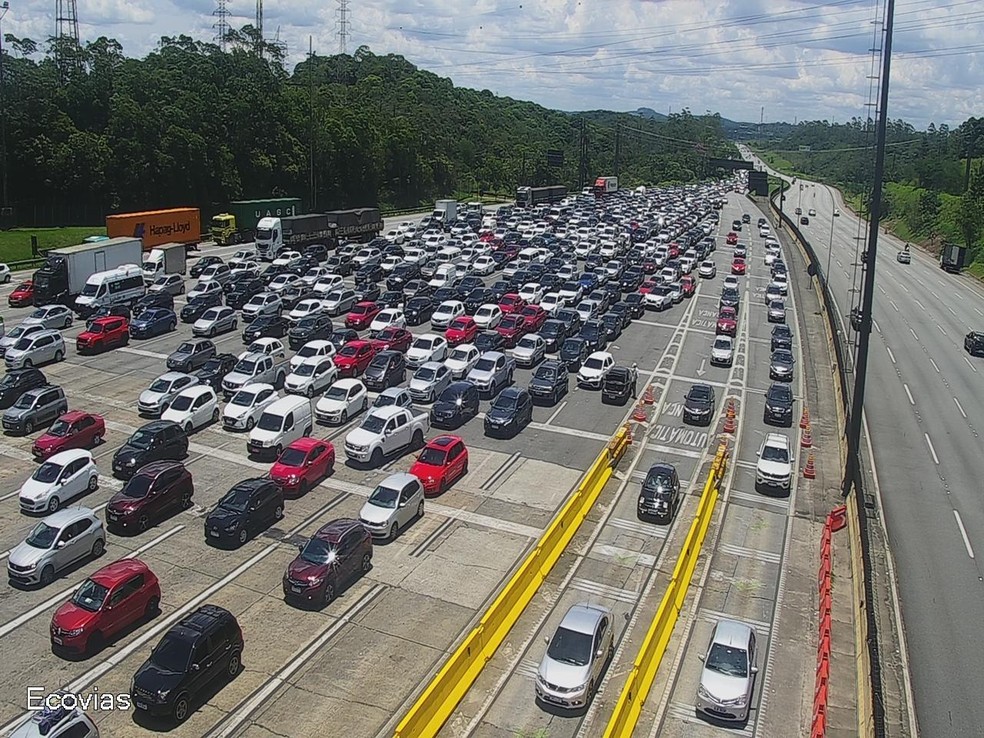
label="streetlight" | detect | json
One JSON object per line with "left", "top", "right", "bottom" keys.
{"left": 0, "top": 1, "right": 9, "bottom": 211}
{"left": 824, "top": 187, "right": 836, "bottom": 283}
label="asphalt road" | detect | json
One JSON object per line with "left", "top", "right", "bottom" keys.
{"left": 745, "top": 149, "right": 984, "bottom": 738}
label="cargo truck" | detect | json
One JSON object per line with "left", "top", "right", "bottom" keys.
{"left": 432, "top": 200, "right": 458, "bottom": 222}
{"left": 210, "top": 198, "right": 302, "bottom": 246}
{"left": 515, "top": 186, "right": 567, "bottom": 208}
{"left": 141, "top": 243, "right": 188, "bottom": 283}
{"left": 106, "top": 208, "right": 201, "bottom": 251}
{"left": 939, "top": 243, "right": 968, "bottom": 273}
{"left": 254, "top": 209, "right": 383, "bottom": 260}
{"left": 593, "top": 177, "right": 618, "bottom": 196}
{"left": 325, "top": 208, "right": 383, "bottom": 242}
{"left": 32, "top": 237, "right": 143, "bottom": 306}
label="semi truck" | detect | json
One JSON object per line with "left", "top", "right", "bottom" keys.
{"left": 939, "top": 243, "right": 968, "bottom": 273}
{"left": 210, "top": 198, "right": 302, "bottom": 246}
{"left": 432, "top": 200, "right": 458, "bottom": 222}
{"left": 141, "top": 243, "right": 188, "bottom": 283}
{"left": 593, "top": 177, "right": 619, "bottom": 196}
{"left": 325, "top": 208, "right": 383, "bottom": 242}
{"left": 254, "top": 209, "right": 383, "bottom": 260}
{"left": 32, "top": 237, "right": 143, "bottom": 306}
{"left": 515, "top": 186, "right": 567, "bottom": 208}
{"left": 105, "top": 208, "right": 201, "bottom": 251}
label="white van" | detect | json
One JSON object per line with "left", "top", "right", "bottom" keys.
{"left": 435, "top": 245, "right": 463, "bottom": 266}
{"left": 74, "top": 264, "right": 144, "bottom": 317}
{"left": 428, "top": 263, "right": 459, "bottom": 289}
{"left": 247, "top": 395, "right": 313, "bottom": 458}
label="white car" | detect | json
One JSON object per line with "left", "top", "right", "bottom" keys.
{"left": 472, "top": 255, "right": 496, "bottom": 275}
{"left": 408, "top": 361, "right": 452, "bottom": 403}
{"left": 445, "top": 343, "right": 481, "bottom": 379}
{"left": 239, "top": 337, "right": 286, "bottom": 361}
{"left": 511, "top": 334, "right": 546, "bottom": 368}
{"left": 242, "top": 292, "right": 282, "bottom": 319}
{"left": 186, "top": 279, "right": 223, "bottom": 301}
{"left": 678, "top": 256, "right": 695, "bottom": 274}
{"left": 756, "top": 433, "right": 793, "bottom": 492}
{"left": 519, "top": 283, "right": 545, "bottom": 304}
{"left": 0, "top": 262, "right": 9, "bottom": 283}
{"left": 577, "top": 351, "right": 615, "bottom": 388}
{"left": 833, "top": 208, "right": 840, "bottom": 217}
{"left": 645, "top": 286, "right": 673, "bottom": 311}
{"left": 372, "top": 386, "right": 414, "bottom": 410}
{"left": 539, "top": 293, "right": 564, "bottom": 313}
{"left": 698, "top": 261, "right": 717, "bottom": 279}
{"left": 222, "top": 383, "right": 279, "bottom": 431}
{"left": 268, "top": 273, "right": 301, "bottom": 293}
{"left": 229, "top": 249, "right": 256, "bottom": 267}
{"left": 474, "top": 304, "right": 503, "bottom": 330}
{"left": 406, "top": 333, "right": 449, "bottom": 368}
{"left": 380, "top": 255, "right": 403, "bottom": 273}
{"left": 358, "top": 472, "right": 425, "bottom": 541}
{"left": 370, "top": 308, "right": 406, "bottom": 335}
{"left": 161, "top": 385, "right": 219, "bottom": 434}
{"left": 710, "top": 335, "right": 734, "bottom": 367}
{"left": 18, "top": 449, "right": 99, "bottom": 514}
{"left": 431, "top": 300, "right": 465, "bottom": 330}
{"left": 288, "top": 298, "right": 325, "bottom": 322}
{"left": 574, "top": 300, "right": 599, "bottom": 323}
{"left": 312, "top": 274, "right": 345, "bottom": 296}
{"left": 284, "top": 356, "right": 338, "bottom": 397}
{"left": 230, "top": 260, "right": 260, "bottom": 279}
{"left": 315, "top": 378, "right": 369, "bottom": 425}
{"left": 765, "top": 284, "right": 783, "bottom": 304}
{"left": 22, "top": 304, "right": 73, "bottom": 330}
{"left": 290, "top": 339, "right": 335, "bottom": 371}
{"left": 384, "top": 229, "right": 404, "bottom": 244}
{"left": 722, "top": 276, "right": 740, "bottom": 292}
{"left": 765, "top": 248, "right": 780, "bottom": 266}
{"left": 771, "top": 272, "right": 789, "bottom": 295}
{"left": 301, "top": 266, "right": 331, "bottom": 286}
{"left": 272, "top": 250, "right": 301, "bottom": 267}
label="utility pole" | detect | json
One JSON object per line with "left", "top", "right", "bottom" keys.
{"left": 255, "top": 0, "right": 263, "bottom": 57}
{"left": 578, "top": 117, "right": 588, "bottom": 191}
{"left": 337, "top": 0, "right": 350, "bottom": 55}
{"left": 308, "top": 36, "right": 316, "bottom": 210}
{"left": 614, "top": 121, "right": 621, "bottom": 179}
{"left": 0, "top": 1, "right": 8, "bottom": 210}
{"left": 843, "top": 0, "right": 896, "bottom": 498}
{"left": 212, "top": 0, "right": 229, "bottom": 50}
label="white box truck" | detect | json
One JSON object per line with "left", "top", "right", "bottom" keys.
{"left": 32, "top": 237, "right": 143, "bottom": 306}
{"left": 432, "top": 200, "right": 458, "bottom": 222}
{"left": 141, "top": 242, "right": 188, "bottom": 283}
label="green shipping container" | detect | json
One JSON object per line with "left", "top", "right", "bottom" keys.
{"left": 227, "top": 198, "right": 302, "bottom": 233}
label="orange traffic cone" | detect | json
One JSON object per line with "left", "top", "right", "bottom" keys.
{"left": 801, "top": 423, "right": 813, "bottom": 448}
{"left": 643, "top": 385, "right": 655, "bottom": 405}
{"left": 803, "top": 452, "right": 817, "bottom": 479}
{"left": 632, "top": 402, "right": 648, "bottom": 423}
{"left": 800, "top": 407, "right": 811, "bottom": 429}
{"left": 723, "top": 399, "right": 737, "bottom": 433}
{"left": 624, "top": 422, "right": 634, "bottom": 444}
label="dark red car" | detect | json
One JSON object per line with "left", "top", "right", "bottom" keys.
{"left": 344, "top": 301, "right": 381, "bottom": 330}
{"left": 680, "top": 275, "right": 697, "bottom": 297}
{"left": 269, "top": 437, "right": 335, "bottom": 497}
{"left": 8, "top": 280, "right": 34, "bottom": 307}
{"left": 105, "top": 460, "right": 194, "bottom": 533}
{"left": 731, "top": 258, "right": 747, "bottom": 275}
{"left": 76, "top": 316, "right": 130, "bottom": 354}
{"left": 334, "top": 340, "right": 377, "bottom": 377}
{"left": 642, "top": 259, "right": 658, "bottom": 274}
{"left": 31, "top": 411, "right": 106, "bottom": 461}
{"left": 726, "top": 232, "right": 738, "bottom": 245}
{"left": 408, "top": 434, "right": 469, "bottom": 496}
{"left": 283, "top": 518, "right": 372, "bottom": 606}
{"left": 479, "top": 231, "right": 496, "bottom": 242}
{"left": 369, "top": 325, "right": 413, "bottom": 354}
{"left": 496, "top": 313, "right": 528, "bottom": 348}
{"left": 717, "top": 306, "right": 738, "bottom": 336}
{"left": 498, "top": 293, "right": 527, "bottom": 315}
{"left": 519, "top": 304, "right": 548, "bottom": 331}
{"left": 667, "top": 243, "right": 680, "bottom": 259}
{"left": 638, "top": 280, "right": 659, "bottom": 295}
{"left": 445, "top": 316, "right": 478, "bottom": 347}
{"left": 50, "top": 558, "right": 161, "bottom": 656}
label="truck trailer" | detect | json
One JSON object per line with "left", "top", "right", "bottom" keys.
{"left": 324, "top": 208, "right": 383, "bottom": 242}
{"left": 210, "top": 198, "right": 302, "bottom": 246}
{"left": 593, "top": 177, "right": 618, "bottom": 196}
{"left": 32, "top": 237, "right": 143, "bottom": 306}
{"left": 105, "top": 208, "right": 201, "bottom": 251}
{"left": 432, "top": 200, "right": 458, "bottom": 222}
{"left": 939, "top": 243, "right": 968, "bottom": 273}
{"left": 254, "top": 209, "right": 383, "bottom": 260}
{"left": 515, "top": 186, "right": 567, "bottom": 208}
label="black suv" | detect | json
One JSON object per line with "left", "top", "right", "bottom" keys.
{"left": 528, "top": 360, "right": 569, "bottom": 405}
{"left": 195, "top": 353, "right": 238, "bottom": 391}
{"left": 964, "top": 331, "right": 984, "bottom": 357}
{"left": 225, "top": 277, "right": 266, "bottom": 310}
{"left": 131, "top": 604, "right": 243, "bottom": 723}
{"left": 763, "top": 382, "right": 794, "bottom": 426}
{"left": 539, "top": 319, "right": 568, "bottom": 353}
{"left": 559, "top": 337, "right": 590, "bottom": 371}
{"left": 133, "top": 290, "right": 174, "bottom": 314}
{"left": 637, "top": 462, "right": 681, "bottom": 523}
{"left": 0, "top": 367, "right": 47, "bottom": 410}
{"left": 180, "top": 292, "right": 222, "bottom": 323}
{"left": 204, "top": 478, "right": 284, "bottom": 547}
{"left": 771, "top": 324, "right": 793, "bottom": 352}
{"left": 112, "top": 421, "right": 189, "bottom": 479}
{"left": 601, "top": 365, "right": 638, "bottom": 405}
{"left": 579, "top": 320, "right": 609, "bottom": 352}
{"left": 288, "top": 315, "right": 334, "bottom": 350}
{"left": 242, "top": 314, "right": 289, "bottom": 343}
{"left": 363, "top": 350, "right": 406, "bottom": 391}
{"left": 430, "top": 381, "right": 480, "bottom": 428}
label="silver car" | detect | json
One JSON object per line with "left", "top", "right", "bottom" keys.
{"left": 242, "top": 291, "right": 282, "bottom": 319}
{"left": 138, "top": 372, "right": 200, "bottom": 416}
{"left": 0, "top": 323, "right": 47, "bottom": 358}
{"left": 511, "top": 334, "right": 546, "bottom": 368}
{"left": 372, "top": 386, "right": 413, "bottom": 410}
{"left": 357, "top": 472, "right": 424, "bottom": 540}
{"left": 767, "top": 300, "right": 786, "bottom": 323}
{"left": 696, "top": 619, "right": 758, "bottom": 723}
{"left": 186, "top": 279, "right": 223, "bottom": 301}
{"left": 322, "top": 288, "right": 358, "bottom": 316}
{"left": 193, "top": 306, "right": 239, "bottom": 337}
{"left": 7, "top": 507, "right": 105, "bottom": 587}
{"left": 4, "top": 330, "right": 65, "bottom": 369}
{"left": 21, "top": 304, "right": 73, "bottom": 330}
{"left": 408, "top": 361, "right": 452, "bottom": 403}
{"left": 149, "top": 273, "right": 185, "bottom": 296}
{"left": 535, "top": 603, "right": 614, "bottom": 709}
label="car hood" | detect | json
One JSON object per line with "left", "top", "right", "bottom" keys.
{"left": 432, "top": 399, "right": 464, "bottom": 415}
{"left": 512, "top": 346, "right": 535, "bottom": 357}
{"left": 133, "top": 663, "right": 186, "bottom": 695}
{"left": 758, "top": 458, "right": 791, "bottom": 477}
{"left": 772, "top": 359, "right": 793, "bottom": 370}
{"left": 206, "top": 507, "right": 244, "bottom": 528}
{"left": 467, "top": 368, "right": 493, "bottom": 381}
{"left": 315, "top": 397, "right": 346, "bottom": 412}
{"left": 8, "top": 540, "right": 50, "bottom": 568}
{"left": 32, "top": 433, "right": 67, "bottom": 452}
{"left": 168, "top": 351, "right": 192, "bottom": 363}
{"left": 269, "top": 461, "right": 303, "bottom": 481}
{"left": 406, "top": 347, "right": 432, "bottom": 361}
{"left": 284, "top": 374, "right": 310, "bottom": 388}
{"left": 4, "top": 347, "right": 28, "bottom": 359}
{"left": 409, "top": 377, "right": 434, "bottom": 391}
{"left": 700, "top": 668, "right": 749, "bottom": 702}
{"left": 193, "top": 318, "right": 214, "bottom": 328}
{"left": 409, "top": 460, "right": 444, "bottom": 479}
{"left": 711, "top": 346, "right": 732, "bottom": 358}
{"left": 161, "top": 407, "right": 192, "bottom": 423}
{"left": 131, "top": 319, "right": 156, "bottom": 330}
{"left": 113, "top": 445, "right": 145, "bottom": 465}
{"left": 686, "top": 398, "right": 712, "bottom": 411}
{"left": 345, "top": 427, "right": 378, "bottom": 447}
{"left": 19, "top": 477, "right": 54, "bottom": 501}
{"left": 52, "top": 598, "right": 103, "bottom": 632}
{"left": 486, "top": 407, "right": 515, "bottom": 422}
{"left": 578, "top": 365, "right": 604, "bottom": 379}
{"left": 224, "top": 371, "right": 253, "bottom": 384}
{"left": 444, "top": 357, "right": 473, "bottom": 370}
{"left": 358, "top": 500, "right": 394, "bottom": 524}
{"left": 538, "top": 658, "right": 590, "bottom": 690}
{"left": 107, "top": 492, "right": 144, "bottom": 514}
{"left": 287, "top": 557, "right": 329, "bottom": 581}
{"left": 139, "top": 389, "right": 168, "bottom": 404}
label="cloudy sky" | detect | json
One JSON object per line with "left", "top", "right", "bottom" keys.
{"left": 5, "top": 0, "right": 982, "bottom": 128}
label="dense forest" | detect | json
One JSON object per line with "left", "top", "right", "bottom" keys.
{"left": 752, "top": 118, "right": 984, "bottom": 272}
{"left": 0, "top": 30, "right": 737, "bottom": 227}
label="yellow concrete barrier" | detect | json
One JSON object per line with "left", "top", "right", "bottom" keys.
{"left": 394, "top": 425, "right": 630, "bottom": 737}
{"left": 603, "top": 440, "right": 730, "bottom": 738}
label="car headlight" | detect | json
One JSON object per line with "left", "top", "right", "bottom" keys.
{"left": 721, "top": 694, "right": 748, "bottom": 707}
{"left": 225, "top": 520, "right": 240, "bottom": 531}
{"left": 697, "top": 684, "right": 714, "bottom": 700}
{"left": 157, "top": 688, "right": 171, "bottom": 701}
{"left": 63, "top": 627, "right": 84, "bottom": 637}
{"left": 127, "top": 458, "right": 137, "bottom": 466}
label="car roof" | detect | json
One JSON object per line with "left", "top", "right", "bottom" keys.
{"left": 287, "top": 437, "right": 326, "bottom": 452}
{"left": 587, "top": 351, "right": 613, "bottom": 360}
{"left": 37, "top": 506, "right": 98, "bottom": 528}
{"left": 498, "top": 386, "right": 527, "bottom": 400}
{"left": 427, "top": 434, "right": 463, "bottom": 449}
{"left": 764, "top": 432, "right": 790, "bottom": 449}
{"left": 45, "top": 448, "right": 91, "bottom": 464}
{"left": 379, "top": 471, "right": 418, "bottom": 489}
{"left": 177, "top": 385, "right": 215, "bottom": 398}
{"left": 559, "top": 603, "right": 611, "bottom": 634}
{"left": 334, "top": 378, "right": 365, "bottom": 390}
{"left": 370, "top": 404, "right": 405, "bottom": 419}
{"left": 710, "top": 618, "right": 755, "bottom": 647}
{"left": 89, "top": 558, "right": 152, "bottom": 588}
{"left": 314, "top": 517, "right": 364, "bottom": 543}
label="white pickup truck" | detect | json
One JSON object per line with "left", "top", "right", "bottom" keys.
{"left": 221, "top": 352, "right": 287, "bottom": 399}
{"left": 343, "top": 405, "right": 430, "bottom": 468}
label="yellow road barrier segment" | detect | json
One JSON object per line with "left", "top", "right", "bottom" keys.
{"left": 394, "top": 425, "right": 631, "bottom": 737}
{"left": 603, "top": 440, "right": 731, "bottom": 738}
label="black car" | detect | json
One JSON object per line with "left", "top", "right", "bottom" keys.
{"left": 771, "top": 324, "right": 793, "bottom": 352}
{"left": 280, "top": 286, "right": 319, "bottom": 311}
{"left": 579, "top": 320, "right": 609, "bottom": 352}
{"left": 189, "top": 256, "right": 223, "bottom": 279}
{"left": 405, "top": 296, "right": 436, "bottom": 326}
{"left": 539, "top": 319, "right": 569, "bottom": 353}
{"left": 683, "top": 383, "right": 715, "bottom": 426}
{"left": 602, "top": 282, "right": 623, "bottom": 305}
{"left": 432, "top": 286, "right": 457, "bottom": 305}
{"left": 377, "top": 290, "right": 404, "bottom": 309}
{"left": 180, "top": 292, "right": 222, "bottom": 323}
{"left": 325, "top": 254, "right": 353, "bottom": 277}
{"left": 528, "top": 360, "right": 569, "bottom": 405}
{"left": 195, "top": 353, "right": 238, "bottom": 391}
{"left": 288, "top": 315, "right": 334, "bottom": 350}
{"left": 260, "top": 264, "right": 285, "bottom": 280}
{"left": 490, "top": 280, "right": 512, "bottom": 301}
{"left": 242, "top": 314, "right": 289, "bottom": 343}
{"left": 559, "top": 337, "right": 591, "bottom": 371}
{"left": 600, "top": 312, "right": 623, "bottom": 341}
{"left": 431, "top": 381, "right": 480, "bottom": 428}
{"left": 112, "top": 421, "right": 188, "bottom": 479}
{"left": 636, "top": 463, "right": 681, "bottom": 523}
{"left": 0, "top": 367, "right": 48, "bottom": 410}
{"left": 963, "top": 331, "right": 984, "bottom": 357}
{"left": 386, "top": 263, "right": 420, "bottom": 291}
{"left": 85, "top": 304, "right": 131, "bottom": 329}
{"left": 484, "top": 387, "right": 533, "bottom": 438}
{"left": 608, "top": 302, "right": 634, "bottom": 328}
{"left": 304, "top": 243, "right": 328, "bottom": 263}
{"left": 133, "top": 290, "right": 174, "bottom": 313}
{"left": 465, "top": 288, "right": 497, "bottom": 315}
{"left": 770, "top": 349, "right": 795, "bottom": 382}
{"left": 620, "top": 271, "right": 644, "bottom": 291}
{"left": 328, "top": 328, "right": 359, "bottom": 352}
{"left": 225, "top": 277, "right": 266, "bottom": 310}
{"left": 622, "top": 293, "right": 646, "bottom": 319}
{"left": 601, "top": 365, "right": 638, "bottom": 405}
{"left": 475, "top": 330, "right": 505, "bottom": 355}
{"left": 355, "top": 263, "right": 384, "bottom": 285}
{"left": 541, "top": 273, "right": 564, "bottom": 292}
{"left": 554, "top": 308, "right": 582, "bottom": 336}
{"left": 363, "top": 350, "right": 406, "bottom": 391}
{"left": 354, "top": 283, "right": 381, "bottom": 303}
{"left": 402, "top": 279, "right": 432, "bottom": 300}
{"left": 131, "top": 604, "right": 243, "bottom": 723}
{"left": 285, "top": 255, "right": 318, "bottom": 277}
{"left": 204, "top": 478, "right": 284, "bottom": 547}
{"left": 719, "top": 288, "right": 740, "bottom": 310}
{"left": 455, "top": 276, "right": 486, "bottom": 299}
{"left": 763, "top": 382, "right": 794, "bottom": 426}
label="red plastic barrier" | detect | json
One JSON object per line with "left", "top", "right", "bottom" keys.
{"left": 813, "top": 509, "right": 844, "bottom": 738}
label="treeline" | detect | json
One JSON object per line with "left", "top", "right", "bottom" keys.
{"left": 0, "top": 31, "right": 736, "bottom": 227}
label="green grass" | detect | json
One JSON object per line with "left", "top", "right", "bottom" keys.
{"left": 0, "top": 226, "right": 106, "bottom": 264}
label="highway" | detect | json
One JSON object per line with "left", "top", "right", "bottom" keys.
{"left": 747, "top": 149, "right": 984, "bottom": 738}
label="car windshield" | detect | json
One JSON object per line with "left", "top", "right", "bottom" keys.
{"left": 518, "top": 337, "right": 538, "bottom": 349}
{"left": 762, "top": 444, "right": 789, "bottom": 463}
{"left": 294, "top": 363, "right": 317, "bottom": 377}
{"left": 71, "top": 578, "right": 109, "bottom": 612}
{"left": 339, "top": 345, "right": 359, "bottom": 357}
{"left": 176, "top": 342, "right": 193, "bottom": 353}
{"left": 368, "top": 484, "right": 400, "bottom": 509}
{"left": 767, "top": 386, "right": 791, "bottom": 403}
{"left": 360, "top": 415, "right": 386, "bottom": 433}
{"left": 706, "top": 643, "right": 749, "bottom": 678}
{"left": 169, "top": 394, "right": 194, "bottom": 411}
{"left": 221, "top": 485, "right": 256, "bottom": 511}
{"left": 149, "top": 378, "right": 174, "bottom": 393}
{"left": 418, "top": 447, "right": 447, "bottom": 465}
{"left": 534, "top": 366, "right": 556, "bottom": 380}
{"left": 299, "top": 538, "right": 336, "bottom": 565}
{"left": 235, "top": 360, "right": 257, "bottom": 374}
{"left": 127, "top": 430, "right": 156, "bottom": 449}
{"left": 713, "top": 339, "right": 731, "bottom": 350}
{"left": 87, "top": 323, "right": 107, "bottom": 334}
{"left": 151, "top": 633, "right": 193, "bottom": 673}
{"left": 122, "top": 473, "right": 154, "bottom": 499}
{"left": 547, "top": 626, "right": 593, "bottom": 666}
{"left": 278, "top": 448, "right": 307, "bottom": 467}
{"left": 46, "top": 418, "right": 72, "bottom": 437}
{"left": 689, "top": 386, "right": 712, "bottom": 401}
{"left": 474, "top": 358, "right": 496, "bottom": 372}
{"left": 32, "top": 461, "right": 63, "bottom": 483}
{"left": 80, "top": 283, "right": 99, "bottom": 297}
{"left": 773, "top": 351, "right": 793, "bottom": 363}
{"left": 25, "top": 521, "right": 58, "bottom": 549}
{"left": 12, "top": 337, "right": 34, "bottom": 351}
{"left": 202, "top": 309, "right": 221, "bottom": 320}
{"left": 645, "top": 471, "right": 673, "bottom": 490}
{"left": 257, "top": 412, "right": 283, "bottom": 432}
{"left": 493, "top": 395, "right": 517, "bottom": 410}
{"left": 416, "top": 368, "right": 437, "bottom": 381}
{"left": 584, "top": 357, "right": 605, "bottom": 370}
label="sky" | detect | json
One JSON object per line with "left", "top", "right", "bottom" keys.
{"left": 4, "top": 0, "right": 982, "bottom": 128}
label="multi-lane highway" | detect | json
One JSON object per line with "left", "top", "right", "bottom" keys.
{"left": 747, "top": 149, "right": 984, "bottom": 738}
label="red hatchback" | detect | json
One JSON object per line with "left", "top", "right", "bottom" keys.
{"left": 31, "top": 411, "right": 106, "bottom": 461}
{"left": 409, "top": 435, "right": 469, "bottom": 496}
{"left": 519, "top": 304, "right": 548, "bottom": 331}
{"left": 498, "top": 293, "right": 527, "bottom": 315}
{"left": 370, "top": 326, "right": 413, "bottom": 354}
{"left": 496, "top": 313, "right": 528, "bottom": 348}
{"left": 334, "top": 340, "right": 377, "bottom": 377}
{"left": 345, "top": 301, "right": 381, "bottom": 330}
{"left": 76, "top": 316, "right": 130, "bottom": 354}
{"left": 445, "top": 316, "right": 478, "bottom": 347}
{"left": 731, "top": 258, "right": 747, "bottom": 275}
{"left": 8, "top": 280, "right": 34, "bottom": 307}
{"left": 270, "top": 437, "right": 335, "bottom": 496}
{"left": 717, "top": 306, "right": 738, "bottom": 336}
{"left": 680, "top": 275, "right": 697, "bottom": 297}
{"left": 50, "top": 558, "right": 161, "bottom": 656}
{"left": 726, "top": 232, "right": 738, "bottom": 245}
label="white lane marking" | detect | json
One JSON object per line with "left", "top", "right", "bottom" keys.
{"left": 118, "top": 347, "right": 169, "bottom": 360}
{"left": 924, "top": 433, "right": 940, "bottom": 465}
{"left": 954, "top": 397, "right": 967, "bottom": 418}
{"left": 936, "top": 323, "right": 947, "bottom": 336}
{"left": 901, "top": 284, "right": 910, "bottom": 293}
{"left": 909, "top": 327, "right": 919, "bottom": 340}
{"left": 878, "top": 285, "right": 887, "bottom": 295}
{"left": 976, "top": 308, "right": 984, "bottom": 317}
{"left": 873, "top": 319, "right": 881, "bottom": 334}
{"left": 954, "top": 511, "right": 975, "bottom": 559}
{"left": 945, "top": 305, "right": 956, "bottom": 316}
{"left": 929, "top": 357, "right": 940, "bottom": 373}
{"left": 903, "top": 384, "right": 915, "bottom": 406}
{"left": 965, "top": 356, "right": 978, "bottom": 373}
{"left": 545, "top": 400, "right": 568, "bottom": 425}
{"left": 889, "top": 300, "right": 899, "bottom": 312}
{"left": 913, "top": 298, "right": 926, "bottom": 310}
{"left": 886, "top": 346, "right": 896, "bottom": 364}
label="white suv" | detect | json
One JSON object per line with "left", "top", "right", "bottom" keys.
{"left": 755, "top": 433, "right": 793, "bottom": 492}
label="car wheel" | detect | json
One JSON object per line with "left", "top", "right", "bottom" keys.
{"left": 169, "top": 321, "right": 176, "bottom": 332}
{"left": 209, "top": 327, "right": 216, "bottom": 337}
{"left": 370, "top": 448, "right": 383, "bottom": 467}
{"left": 47, "top": 496, "right": 60, "bottom": 513}
{"left": 245, "top": 417, "right": 254, "bottom": 431}
{"left": 145, "top": 595, "right": 160, "bottom": 619}
{"left": 361, "top": 397, "right": 368, "bottom": 411}
{"left": 340, "top": 410, "right": 348, "bottom": 424}
{"left": 86, "top": 631, "right": 104, "bottom": 655}
{"left": 138, "top": 515, "right": 150, "bottom": 532}
{"left": 227, "top": 649, "right": 242, "bottom": 679}
{"left": 238, "top": 528, "right": 248, "bottom": 545}
{"left": 23, "top": 359, "right": 32, "bottom": 369}
{"left": 322, "top": 581, "right": 336, "bottom": 605}
{"left": 274, "top": 444, "right": 283, "bottom": 457}
{"left": 274, "top": 504, "right": 284, "bottom": 520}
{"left": 185, "top": 422, "right": 193, "bottom": 435}
{"left": 416, "top": 500, "right": 424, "bottom": 519}
{"left": 173, "top": 694, "right": 191, "bottom": 723}
{"left": 91, "top": 537, "right": 105, "bottom": 558}
{"left": 181, "top": 489, "right": 193, "bottom": 508}
{"left": 212, "top": 408, "right": 220, "bottom": 423}
{"left": 40, "top": 565, "right": 55, "bottom": 586}
{"left": 24, "top": 420, "right": 34, "bottom": 434}
{"left": 361, "top": 552, "right": 372, "bottom": 573}
{"left": 389, "top": 522, "right": 399, "bottom": 540}
{"left": 306, "top": 385, "right": 315, "bottom": 398}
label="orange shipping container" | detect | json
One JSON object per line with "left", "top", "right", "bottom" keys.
{"left": 105, "top": 207, "right": 201, "bottom": 250}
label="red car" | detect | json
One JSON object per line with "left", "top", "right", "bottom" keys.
{"left": 270, "top": 437, "right": 335, "bottom": 496}
{"left": 105, "top": 460, "right": 194, "bottom": 533}
{"left": 667, "top": 243, "right": 680, "bottom": 259}
{"left": 638, "top": 280, "right": 659, "bottom": 295}
{"left": 409, "top": 434, "right": 469, "bottom": 496}
{"left": 31, "top": 411, "right": 106, "bottom": 461}
{"left": 731, "top": 258, "right": 747, "bottom": 275}
{"left": 282, "top": 518, "right": 372, "bottom": 606}
{"left": 345, "top": 301, "right": 381, "bottom": 330}
{"left": 717, "top": 306, "right": 738, "bottom": 336}
{"left": 76, "top": 316, "right": 130, "bottom": 354}
{"left": 498, "top": 293, "right": 527, "bottom": 315}
{"left": 50, "top": 558, "right": 161, "bottom": 656}
{"left": 520, "top": 304, "right": 548, "bottom": 331}
{"left": 726, "top": 232, "right": 738, "bottom": 245}
{"left": 479, "top": 231, "right": 496, "bottom": 242}
{"left": 7, "top": 280, "right": 34, "bottom": 307}
{"left": 496, "top": 313, "right": 528, "bottom": 348}
{"left": 334, "top": 340, "right": 377, "bottom": 377}
{"left": 680, "top": 275, "right": 697, "bottom": 298}
{"left": 642, "top": 259, "right": 658, "bottom": 274}
{"left": 370, "top": 325, "right": 413, "bottom": 354}
{"left": 445, "top": 316, "right": 478, "bottom": 347}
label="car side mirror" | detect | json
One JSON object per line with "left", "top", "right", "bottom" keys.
{"left": 595, "top": 648, "right": 604, "bottom": 659}
{"left": 697, "top": 654, "right": 705, "bottom": 662}
{"left": 751, "top": 665, "right": 759, "bottom": 674}
{"left": 543, "top": 635, "right": 549, "bottom": 645}
{"left": 191, "top": 663, "right": 200, "bottom": 672}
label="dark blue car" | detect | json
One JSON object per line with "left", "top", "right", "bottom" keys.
{"left": 578, "top": 271, "right": 599, "bottom": 291}
{"left": 130, "top": 308, "right": 177, "bottom": 339}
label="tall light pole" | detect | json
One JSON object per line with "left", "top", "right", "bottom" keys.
{"left": 0, "top": 1, "right": 9, "bottom": 211}
{"left": 825, "top": 187, "right": 836, "bottom": 281}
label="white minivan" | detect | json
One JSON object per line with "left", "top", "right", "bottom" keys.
{"left": 74, "top": 264, "right": 144, "bottom": 317}
{"left": 247, "top": 395, "right": 313, "bottom": 458}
